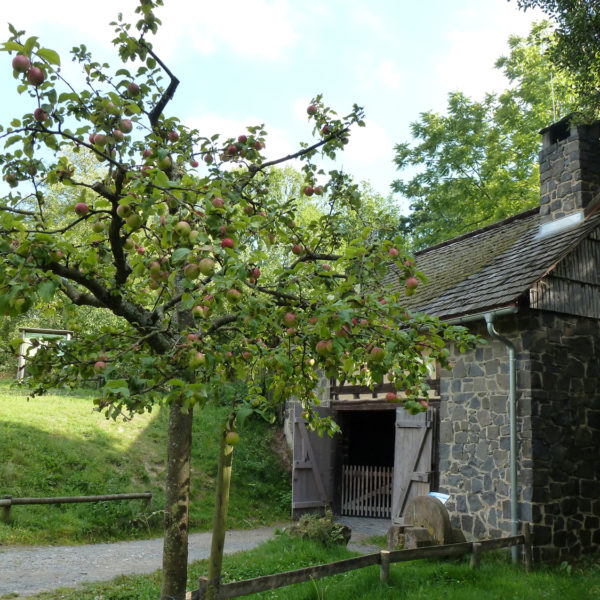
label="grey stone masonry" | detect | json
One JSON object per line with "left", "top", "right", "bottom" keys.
{"left": 539, "top": 119, "right": 600, "bottom": 225}
{"left": 438, "top": 312, "right": 600, "bottom": 562}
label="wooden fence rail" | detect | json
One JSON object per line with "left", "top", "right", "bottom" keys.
{"left": 1, "top": 492, "right": 152, "bottom": 522}
{"left": 188, "top": 524, "right": 532, "bottom": 600}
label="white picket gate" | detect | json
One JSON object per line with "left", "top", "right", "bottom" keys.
{"left": 341, "top": 465, "right": 393, "bottom": 518}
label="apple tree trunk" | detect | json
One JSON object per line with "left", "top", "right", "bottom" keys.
{"left": 161, "top": 402, "right": 194, "bottom": 600}
{"left": 205, "top": 429, "right": 235, "bottom": 600}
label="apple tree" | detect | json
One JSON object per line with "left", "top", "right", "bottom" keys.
{"left": 0, "top": 2, "right": 478, "bottom": 598}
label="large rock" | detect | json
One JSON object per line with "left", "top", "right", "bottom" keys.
{"left": 403, "top": 495, "right": 453, "bottom": 545}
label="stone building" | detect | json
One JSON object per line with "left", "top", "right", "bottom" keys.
{"left": 290, "top": 117, "right": 600, "bottom": 562}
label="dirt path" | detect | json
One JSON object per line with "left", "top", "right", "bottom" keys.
{"left": 0, "top": 527, "right": 277, "bottom": 598}
{"left": 0, "top": 517, "right": 389, "bottom": 598}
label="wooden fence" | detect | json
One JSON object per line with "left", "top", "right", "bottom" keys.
{"left": 341, "top": 465, "right": 393, "bottom": 518}
{"left": 0, "top": 492, "right": 152, "bottom": 522}
{"left": 188, "top": 524, "right": 532, "bottom": 600}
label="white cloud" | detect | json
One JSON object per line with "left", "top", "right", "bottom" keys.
{"left": 435, "top": 1, "right": 548, "bottom": 100}
{"left": 376, "top": 60, "right": 403, "bottom": 91}
{"left": 168, "top": 0, "right": 300, "bottom": 62}
{"left": 344, "top": 118, "right": 390, "bottom": 165}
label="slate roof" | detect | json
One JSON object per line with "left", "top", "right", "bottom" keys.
{"left": 382, "top": 207, "right": 600, "bottom": 321}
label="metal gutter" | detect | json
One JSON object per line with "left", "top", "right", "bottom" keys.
{"left": 484, "top": 312, "right": 519, "bottom": 565}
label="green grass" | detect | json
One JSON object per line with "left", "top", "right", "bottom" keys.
{"left": 7, "top": 535, "right": 600, "bottom": 600}
{"left": 0, "top": 380, "right": 291, "bottom": 545}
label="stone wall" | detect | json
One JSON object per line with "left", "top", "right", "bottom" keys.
{"left": 438, "top": 317, "right": 533, "bottom": 542}
{"left": 438, "top": 311, "right": 600, "bottom": 561}
{"left": 526, "top": 311, "right": 600, "bottom": 561}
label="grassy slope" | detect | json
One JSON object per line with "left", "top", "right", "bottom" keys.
{"left": 0, "top": 381, "right": 291, "bottom": 545}
{"left": 11, "top": 535, "right": 600, "bottom": 600}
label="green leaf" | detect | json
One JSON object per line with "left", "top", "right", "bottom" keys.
{"left": 37, "top": 48, "right": 60, "bottom": 66}
{"left": 104, "top": 379, "right": 130, "bottom": 397}
{"left": 166, "top": 378, "right": 185, "bottom": 387}
{"left": 172, "top": 247, "right": 192, "bottom": 264}
{"left": 236, "top": 406, "right": 253, "bottom": 429}
{"left": 154, "top": 170, "right": 169, "bottom": 187}
{"left": 2, "top": 41, "right": 24, "bottom": 53}
{"left": 23, "top": 36, "right": 39, "bottom": 56}
{"left": 38, "top": 281, "right": 57, "bottom": 301}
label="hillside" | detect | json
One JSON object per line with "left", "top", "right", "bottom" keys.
{"left": 0, "top": 381, "right": 291, "bottom": 545}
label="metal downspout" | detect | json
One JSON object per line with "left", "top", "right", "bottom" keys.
{"left": 485, "top": 313, "right": 519, "bottom": 564}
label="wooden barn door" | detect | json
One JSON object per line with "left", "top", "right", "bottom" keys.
{"left": 391, "top": 407, "right": 437, "bottom": 523}
{"left": 291, "top": 404, "right": 335, "bottom": 518}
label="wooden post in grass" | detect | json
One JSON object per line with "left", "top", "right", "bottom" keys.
{"left": 206, "top": 425, "right": 235, "bottom": 600}
{"left": 470, "top": 542, "right": 482, "bottom": 569}
{"left": 380, "top": 550, "right": 391, "bottom": 583}
{"left": 1, "top": 496, "right": 11, "bottom": 523}
{"left": 522, "top": 522, "right": 533, "bottom": 573}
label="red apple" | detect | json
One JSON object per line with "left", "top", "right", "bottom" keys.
{"left": 12, "top": 54, "right": 30, "bottom": 73}
{"left": 142, "top": 148, "right": 153, "bottom": 159}
{"left": 190, "top": 159, "right": 199, "bottom": 168}
{"left": 254, "top": 140, "right": 264, "bottom": 150}
{"left": 307, "top": 104, "right": 318, "bottom": 115}
{"left": 211, "top": 197, "right": 225, "bottom": 208}
{"left": 389, "top": 247, "right": 399, "bottom": 258}
{"left": 93, "top": 360, "right": 107, "bottom": 372}
{"left": 406, "top": 276, "right": 419, "bottom": 296}
{"left": 127, "top": 82, "right": 140, "bottom": 96}
{"left": 168, "top": 130, "right": 179, "bottom": 142}
{"left": 238, "top": 135, "right": 247, "bottom": 143}
{"left": 221, "top": 237, "right": 235, "bottom": 249}
{"left": 204, "top": 153, "right": 213, "bottom": 164}
{"left": 292, "top": 244, "right": 303, "bottom": 256}
{"left": 74, "top": 202, "right": 89, "bottom": 216}
{"left": 369, "top": 346, "right": 385, "bottom": 362}
{"left": 385, "top": 392, "right": 398, "bottom": 402}
{"left": 27, "top": 66, "right": 45, "bottom": 86}
{"left": 113, "top": 129, "right": 124, "bottom": 141}
{"left": 189, "top": 351, "right": 206, "bottom": 368}
{"left": 284, "top": 312, "right": 296, "bottom": 326}
{"left": 119, "top": 119, "right": 133, "bottom": 133}
{"left": 303, "top": 185, "right": 314, "bottom": 196}
{"left": 316, "top": 339, "right": 333, "bottom": 356}
{"left": 227, "top": 288, "right": 242, "bottom": 302}
{"left": 33, "top": 108, "right": 49, "bottom": 123}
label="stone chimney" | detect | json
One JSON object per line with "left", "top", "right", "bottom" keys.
{"left": 539, "top": 117, "right": 600, "bottom": 230}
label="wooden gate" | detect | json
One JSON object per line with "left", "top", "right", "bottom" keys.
{"left": 391, "top": 407, "right": 436, "bottom": 523}
{"left": 291, "top": 404, "right": 335, "bottom": 518}
{"left": 341, "top": 465, "right": 393, "bottom": 517}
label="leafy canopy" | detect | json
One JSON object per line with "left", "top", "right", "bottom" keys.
{"left": 0, "top": 0, "right": 477, "bottom": 426}
{"left": 392, "top": 22, "right": 577, "bottom": 249}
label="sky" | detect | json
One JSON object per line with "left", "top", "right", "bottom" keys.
{"left": 0, "top": 0, "right": 546, "bottom": 213}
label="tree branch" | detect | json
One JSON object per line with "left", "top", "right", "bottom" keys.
{"left": 140, "top": 40, "right": 180, "bottom": 128}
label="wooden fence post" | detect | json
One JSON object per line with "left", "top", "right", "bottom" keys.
{"left": 522, "top": 522, "right": 533, "bottom": 573}
{"left": 470, "top": 542, "right": 482, "bottom": 570}
{"left": 145, "top": 491, "right": 152, "bottom": 511}
{"left": 380, "top": 550, "right": 391, "bottom": 583}
{"left": 2, "top": 496, "right": 12, "bottom": 523}
{"left": 197, "top": 576, "right": 208, "bottom": 600}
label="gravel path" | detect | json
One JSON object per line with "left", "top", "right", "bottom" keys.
{"left": 0, "top": 517, "right": 389, "bottom": 598}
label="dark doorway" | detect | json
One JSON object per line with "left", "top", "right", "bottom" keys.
{"left": 341, "top": 410, "right": 395, "bottom": 466}
{"left": 337, "top": 410, "right": 395, "bottom": 518}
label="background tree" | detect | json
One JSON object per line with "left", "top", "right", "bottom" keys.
{"left": 392, "top": 22, "right": 576, "bottom": 249}
{"left": 513, "top": 0, "right": 600, "bottom": 117}
{"left": 0, "top": 2, "right": 477, "bottom": 599}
